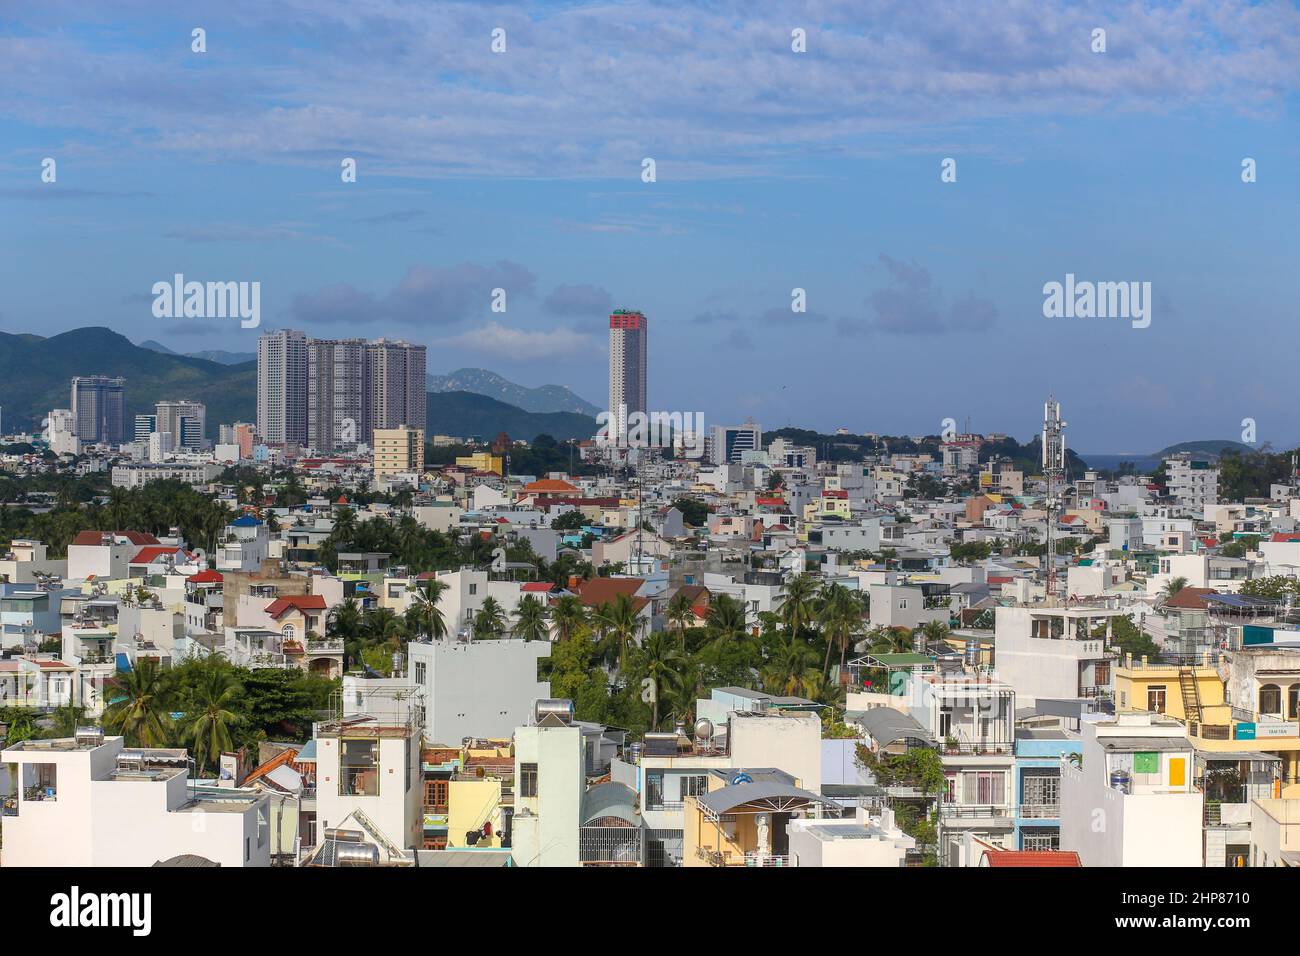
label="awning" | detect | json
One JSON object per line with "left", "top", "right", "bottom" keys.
{"left": 696, "top": 782, "right": 840, "bottom": 820}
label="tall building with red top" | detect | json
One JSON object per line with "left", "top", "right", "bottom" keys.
{"left": 608, "top": 309, "right": 647, "bottom": 440}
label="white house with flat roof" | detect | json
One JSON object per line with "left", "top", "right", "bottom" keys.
{"left": 1, "top": 733, "right": 271, "bottom": 867}
{"left": 1059, "top": 712, "right": 1203, "bottom": 867}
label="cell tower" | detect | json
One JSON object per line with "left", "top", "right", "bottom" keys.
{"left": 1042, "top": 396, "right": 1067, "bottom": 604}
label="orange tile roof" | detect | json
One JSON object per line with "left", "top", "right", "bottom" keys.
{"left": 265, "top": 594, "right": 328, "bottom": 619}
{"left": 983, "top": 850, "right": 1082, "bottom": 867}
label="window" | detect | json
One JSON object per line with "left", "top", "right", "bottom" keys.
{"left": 1021, "top": 770, "right": 1059, "bottom": 810}
{"left": 425, "top": 779, "right": 448, "bottom": 811}
{"left": 1260, "top": 683, "right": 1282, "bottom": 715}
{"left": 644, "top": 771, "right": 664, "bottom": 809}
{"left": 339, "top": 739, "right": 379, "bottom": 796}
{"left": 1022, "top": 828, "right": 1060, "bottom": 851}
{"left": 520, "top": 762, "right": 538, "bottom": 798}
{"left": 961, "top": 771, "right": 1005, "bottom": 806}
{"left": 414, "top": 662, "right": 426, "bottom": 685}
{"left": 1094, "top": 661, "right": 1110, "bottom": 686}
{"left": 939, "top": 710, "right": 952, "bottom": 738}
{"left": 22, "top": 763, "right": 57, "bottom": 802}
{"left": 679, "top": 774, "right": 708, "bottom": 800}
{"left": 1147, "top": 686, "right": 1167, "bottom": 714}
{"left": 1290, "top": 685, "right": 1300, "bottom": 720}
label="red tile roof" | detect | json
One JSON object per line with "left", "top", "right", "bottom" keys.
{"left": 72, "top": 530, "right": 161, "bottom": 547}
{"left": 188, "top": 569, "right": 224, "bottom": 584}
{"left": 265, "top": 594, "right": 328, "bottom": 619}
{"left": 129, "top": 546, "right": 192, "bottom": 565}
{"left": 983, "top": 850, "right": 1082, "bottom": 868}
{"left": 524, "top": 479, "right": 580, "bottom": 493}
{"left": 574, "top": 577, "right": 647, "bottom": 610}
{"left": 521, "top": 582, "right": 554, "bottom": 593}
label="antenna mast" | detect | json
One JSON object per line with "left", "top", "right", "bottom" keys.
{"left": 1042, "top": 396, "right": 1067, "bottom": 605}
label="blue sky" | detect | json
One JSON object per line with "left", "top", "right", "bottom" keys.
{"left": 1, "top": 0, "right": 1298, "bottom": 453}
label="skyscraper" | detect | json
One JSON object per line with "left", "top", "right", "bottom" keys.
{"left": 307, "top": 337, "right": 365, "bottom": 452}
{"left": 263, "top": 332, "right": 426, "bottom": 452}
{"left": 608, "top": 309, "right": 647, "bottom": 440}
{"left": 70, "top": 375, "right": 125, "bottom": 445}
{"left": 156, "top": 400, "right": 207, "bottom": 451}
{"left": 257, "top": 330, "right": 308, "bottom": 444}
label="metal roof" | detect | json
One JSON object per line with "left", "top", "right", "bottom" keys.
{"left": 696, "top": 781, "right": 841, "bottom": 817}
{"left": 852, "top": 708, "right": 935, "bottom": 747}
{"left": 1100, "top": 737, "right": 1192, "bottom": 752}
{"left": 581, "top": 782, "right": 641, "bottom": 826}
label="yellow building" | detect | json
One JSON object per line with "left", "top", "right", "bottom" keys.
{"left": 683, "top": 771, "right": 831, "bottom": 867}
{"left": 455, "top": 451, "right": 503, "bottom": 476}
{"left": 1117, "top": 653, "right": 1300, "bottom": 785}
{"left": 447, "top": 778, "right": 506, "bottom": 848}
{"left": 373, "top": 426, "right": 425, "bottom": 477}
{"left": 1114, "top": 654, "right": 1232, "bottom": 725}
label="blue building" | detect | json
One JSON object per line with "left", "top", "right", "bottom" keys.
{"left": 1013, "top": 729, "right": 1082, "bottom": 851}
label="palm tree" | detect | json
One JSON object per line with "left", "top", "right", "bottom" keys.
{"left": 915, "top": 619, "right": 951, "bottom": 654}
{"left": 364, "top": 606, "right": 406, "bottom": 645}
{"left": 818, "top": 582, "right": 864, "bottom": 677}
{"left": 667, "top": 590, "right": 696, "bottom": 650}
{"left": 103, "top": 659, "right": 172, "bottom": 747}
{"left": 183, "top": 664, "right": 242, "bottom": 774}
{"left": 50, "top": 702, "right": 87, "bottom": 738}
{"left": 762, "top": 634, "right": 820, "bottom": 697}
{"left": 551, "top": 595, "right": 588, "bottom": 642}
{"left": 777, "top": 573, "right": 819, "bottom": 638}
{"left": 1162, "top": 576, "right": 1190, "bottom": 601}
{"left": 704, "top": 594, "right": 748, "bottom": 651}
{"left": 639, "top": 632, "right": 687, "bottom": 729}
{"left": 511, "top": 595, "right": 550, "bottom": 642}
{"left": 592, "top": 593, "right": 643, "bottom": 673}
{"left": 473, "top": 597, "right": 507, "bottom": 640}
{"left": 411, "top": 578, "right": 450, "bottom": 641}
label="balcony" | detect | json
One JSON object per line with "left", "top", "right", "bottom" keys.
{"left": 1017, "top": 803, "right": 1060, "bottom": 819}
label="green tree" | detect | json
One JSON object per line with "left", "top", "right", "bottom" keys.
{"left": 511, "top": 595, "right": 550, "bottom": 642}
{"left": 473, "top": 597, "right": 507, "bottom": 640}
{"left": 638, "top": 632, "right": 687, "bottom": 729}
{"left": 103, "top": 659, "right": 172, "bottom": 747}
{"left": 182, "top": 662, "right": 243, "bottom": 774}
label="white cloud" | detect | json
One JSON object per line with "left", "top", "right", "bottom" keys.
{"left": 432, "top": 321, "right": 597, "bottom": 361}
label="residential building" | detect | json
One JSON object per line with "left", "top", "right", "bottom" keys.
{"left": 70, "top": 375, "right": 125, "bottom": 445}
{"left": 608, "top": 309, "right": 647, "bottom": 442}
{"left": 373, "top": 425, "right": 425, "bottom": 478}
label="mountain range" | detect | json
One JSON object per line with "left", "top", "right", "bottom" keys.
{"left": 139, "top": 340, "right": 256, "bottom": 366}
{"left": 427, "top": 368, "right": 600, "bottom": 417}
{"left": 0, "top": 328, "right": 596, "bottom": 443}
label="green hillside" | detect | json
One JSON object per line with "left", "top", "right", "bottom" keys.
{"left": 426, "top": 391, "right": 596, "bottom": 443}
{"left": 0, "top": 327, "right": 255, "bottom": 438}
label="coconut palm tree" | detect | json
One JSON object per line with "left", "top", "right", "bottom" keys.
{"left": 183, "top": 664, "right": 242, "bottom": 775}
{"left": 411, "top": 578, "right": 450, "bottom": 641}
{"left": 1162, "top": 576, "right": 1190, "bottom": 601}
{"left": 667, "top": 590, "right": 696, "bottom": 649}
{"left": 762, "top": 634, "right": 820, "bottom": 698}
{"left": 103, "top": 659, "right": 172, "bottom": 747}
{"left": 550, "top": 594, "right": 588, "bottom": 642}
{"left": 915, "top": 619, "right": 951, "bottom": 654}
{"left": 511, "top": 595, "right": 550, "bottom": 642}
{"left": 364, "top": 606, "right": 406, "bottom": 646}
{"left": 592, "top": 593, "right": 643, "bottom": 673}
{"left": 639, "top": 632, "right": 687, "bottom": 729}
{"left": 704, "top": 593, "right": 748, "bottom": 651}
{"left": 777, "top": 573, "right": 819, "bottom": 639}
{"left": 817, "top": 582, "right": 864, "bottom": 677}
{"left": 473, "top": 597, "right": 507, "bottom": 640}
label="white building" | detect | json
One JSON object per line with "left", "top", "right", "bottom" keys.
{"left": 408, "top": 638, "right": 550, "bottom": 745}
{"left": 1, "top": 733, "right": 271, "bottom": 867}
{"left": 993, "top": 604, "right": 1123, "bottom": 706}
{"left": 1059, "top": 713, "right": 1203, "bottom": 867}
{"left": 311, "top": 679, "right": 423, "bottom": 856}
{"left": 512, "top": 705, "right": 585, "bottom": 868}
